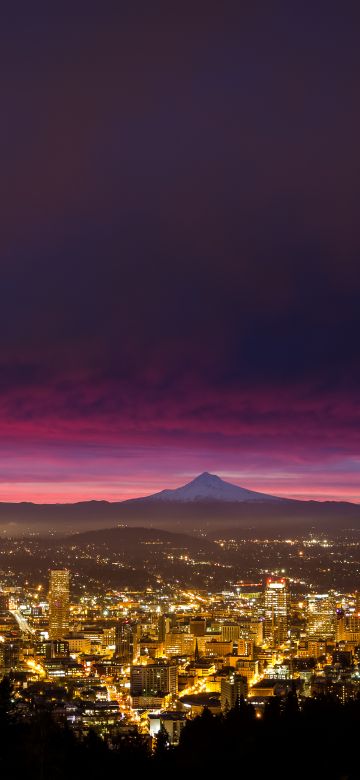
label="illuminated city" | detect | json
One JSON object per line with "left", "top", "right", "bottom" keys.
{"left": 0, "top": 492, "right": 359, "bottom": 775}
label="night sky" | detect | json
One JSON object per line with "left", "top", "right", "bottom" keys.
{"left": 1, "top": 4, "right": 360, "bottom": 503}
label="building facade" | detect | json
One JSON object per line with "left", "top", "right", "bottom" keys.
{"left": 264, "top": 578, "right": 290, "bottom": 646}
{"left": 49, "top": 569, "right": 70, "bottom": 640}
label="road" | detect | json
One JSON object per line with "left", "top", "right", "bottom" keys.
{"left": 9, "top": 609, "right": 36, "bottom": 635}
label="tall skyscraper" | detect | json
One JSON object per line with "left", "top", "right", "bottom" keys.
{"left": 264, "top": 577, "right": 290, "bottom": 646}
{"left": 48, "top": 569, "right": 70, "bottom": 640}
{"left": 307, "top": 593, "right": 336, "bottom": 640}
{"left": 115, "top": 621, "right": 135, "bottom": 662}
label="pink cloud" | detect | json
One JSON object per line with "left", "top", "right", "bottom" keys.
{"left": 0, "top": 377, "right": 358, "bottom": 502}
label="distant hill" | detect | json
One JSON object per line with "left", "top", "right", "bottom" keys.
{"left": 63, "top": 525, "right": 217, "bottom": 555}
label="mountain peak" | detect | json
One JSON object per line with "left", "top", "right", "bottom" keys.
{"left": 191, "top": 471, "right": 222, "bottom": 484}
{"left": 136, "top": 472, "right": 285, "bottom": 504}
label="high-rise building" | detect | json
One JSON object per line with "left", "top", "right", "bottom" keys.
{"left": 130, "top": 661, "right": 178, "bottom": 698}
{"left": 158, "top": 613, "right": 175, "bottom": 643}
{"left": 355, "top": 592, "right": 360, "bottom": 615}
{"left": 115, "top": 621, "right": 135, "bottom": 662}
{"left": 336, "top": 611, "right": 360, "bottom": 642}
{"left": 165, "top": 629, "right": 195, "bottom": 656}
{"left": 307, "top": 593, "right": 336, "bottom": 640}
{"left": 0, "top": 591, "right": 9, "bottom": 611}
{"left": 190, "top": 617, "right": 206, "bottom": 637}
{"left": 37, "top": 639, "right": 69, "bottom": 659}
{"left": 0, "top": 639, "right": 19, "bottom": 675}
{"left": 264, "top": 578, "right": 290, "bottom": 646}
{"left": 48, "top": 569, "right": 70, "bottom": 640}
{"left": 221, "top": 673, "right": 248, "bottom": 711}
{"left": 220, "top": 623, "right": 241, "bottom": 642}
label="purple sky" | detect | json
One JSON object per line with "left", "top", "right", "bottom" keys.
{"left": 1, "top": 4, "right": 359, "bottom": 502}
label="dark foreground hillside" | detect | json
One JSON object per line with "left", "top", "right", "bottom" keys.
{"left": 1, "top": 677, "right": 359, "bottom": 779}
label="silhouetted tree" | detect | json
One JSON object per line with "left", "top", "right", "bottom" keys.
{"left": 0, "top": 675, "right": 12, "bottom": 721}
{"left": 153, "top": 723, "right": 170, "bottom": 765}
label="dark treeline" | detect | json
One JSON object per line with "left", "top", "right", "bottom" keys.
{"left": 1, "top": 678, "right": 359, "bottom": 779}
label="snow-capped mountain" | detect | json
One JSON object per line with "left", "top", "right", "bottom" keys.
{"left": 140, "top": 472, "right": 285, "bottom": 503}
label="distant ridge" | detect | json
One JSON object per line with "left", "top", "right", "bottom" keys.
{"left": 0, "top": 472, "right": 359, "bottom": 535}
{"left": 129, "top": 471, "right": 287, "bottom": 504}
